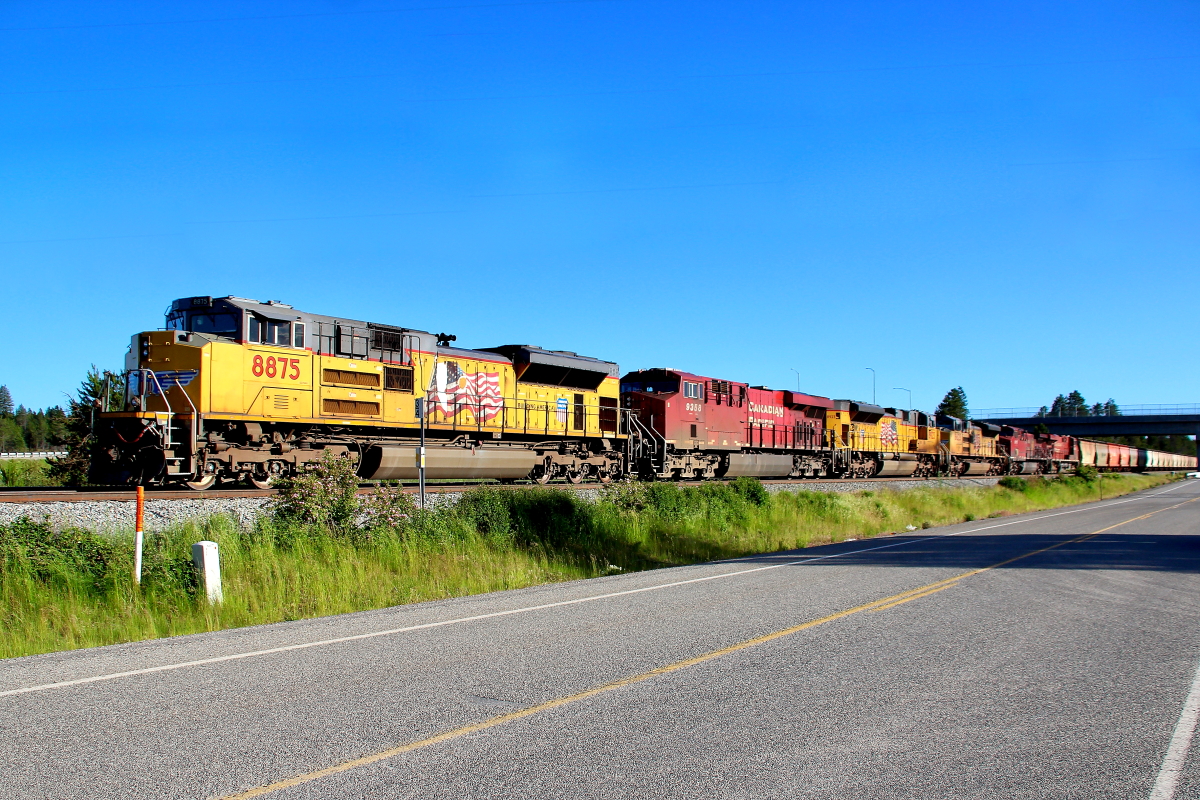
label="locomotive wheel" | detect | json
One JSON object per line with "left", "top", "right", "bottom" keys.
{"left": 597, "top": 469, "right": 613, "bottom": 484}
{"left": 185, "top": 474, "right": 217, "bottom": 491}
{"left": 249, "top": 473, "right": 276, "bottom": 490}
{"left": 534, "top": 466, "right": 552, "bottom": 485}
{"left": 565, "top": 468, "right": 584, "bottom": 485}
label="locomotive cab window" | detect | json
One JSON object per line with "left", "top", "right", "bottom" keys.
{"left": 167, "top": 310, "right": 239, "bottom": 337}
{"left": 683, "top": 382, "right": 701, "bottom": 399}
{"left": 249, "top": 316, "right": 292, "bottom": 346}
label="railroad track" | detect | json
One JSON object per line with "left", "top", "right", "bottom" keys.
{"left": 0, "top": 475, "right": 1010, "bottom": 504}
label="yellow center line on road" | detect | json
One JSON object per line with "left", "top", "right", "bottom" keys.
{"left": 222, "top": 494, "right": 1200, "bottom": 799}
{"left": 869, "top": 583, "right": 959, "bottom": 612}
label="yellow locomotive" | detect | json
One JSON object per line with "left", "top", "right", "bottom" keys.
{"left": 824, "top": 402, "right": 941, "bottom": 478}
{"left": 936, "top": 415, "right": 1005, "bottom": 476}
{"left": 93, "top": 296, "right": 625, "bottom": 488}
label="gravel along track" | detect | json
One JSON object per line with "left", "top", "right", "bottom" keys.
{"left": 0, "top": 478, "right": 1002, "bottom": 532}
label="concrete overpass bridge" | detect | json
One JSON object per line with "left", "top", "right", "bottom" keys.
{"left": 973, "top": 404, "right": 1200, "bottom": 464}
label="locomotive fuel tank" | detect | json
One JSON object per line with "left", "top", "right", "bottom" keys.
{"left": 721, "top": 453, "right": 796, "bottom": 477}
{"left": 359, "top": 446, "right": 539, "bottom": 480}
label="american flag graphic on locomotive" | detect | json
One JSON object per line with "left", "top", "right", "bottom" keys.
{"left": 429, "top": 361, "right": 502, "bottom": 422}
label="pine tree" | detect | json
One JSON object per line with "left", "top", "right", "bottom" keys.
{"left": 0, "top": 386, "right": 12, "bottom": 417}
{"left": 1066, "top": 390, "right": 1087, "bottom": 416}
{"left": 936, "top": 387, "right": 969, "bottom": 420}
{"left": 23, "top": 411, "right": 49, "bottom": 451}
{"left": 0, "top": 418, "right": 24, "bottom": 452}
{"left": 1050, "top": 391, "right": 1089, "bottom": 416}
{"left": 45, "top": 407, "right": 67, "bottom": 446}
{"left": 47, "top": 366, "right": 122, "bottom": 486}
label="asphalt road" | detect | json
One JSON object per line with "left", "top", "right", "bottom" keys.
{"left": 3, "top": 480, "right": 1200, "bottom": 799}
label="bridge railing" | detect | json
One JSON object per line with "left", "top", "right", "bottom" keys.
{"left": 973, "top": 404, "right": 1200, "bottom": 420}
{"left": 0, "top": 452, "right": 67, "bottom": 460}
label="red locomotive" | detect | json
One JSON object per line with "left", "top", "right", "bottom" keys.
{"left": 621, "top": 368, "right": 831, "bottom": 479}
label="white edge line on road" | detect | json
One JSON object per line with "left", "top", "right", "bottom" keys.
{"left": 0, "top": 481, "right": 1191, "bottom": 699}
{"left": 1151, "top": 656, "right": 1200, "bottom": 799}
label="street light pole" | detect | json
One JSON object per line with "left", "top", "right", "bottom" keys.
{"left": 866, "top": 368, "right": 875, "bottom": 404}
{"left": 790, "top": 368, "right": 800, "bottom": 391}
{"left": 894, "top": 387, "right": 912, "bottom": 409}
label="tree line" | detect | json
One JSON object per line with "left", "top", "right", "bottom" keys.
{"left": 0, "top": 386, "right": 68, "bottom": 453}
{"left": 1037, "top": 390, "right": 1119, "bottom": 417}
{"left": 933, "top": 386, "right": 1194, "bottom": 457}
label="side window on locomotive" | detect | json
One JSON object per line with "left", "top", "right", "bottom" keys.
{"left": 269, "top": 321, "right": 290, "bottom": 345}
{"left": 293, "top": 323, "right": 305, "bottom": 348}
{"left": 249, "top": 316, "right": 291, "bottom": 345}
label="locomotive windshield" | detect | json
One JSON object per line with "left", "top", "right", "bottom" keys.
{"left": 621, "top": 379, "right": 679, "bottom": 394}
{"left": 166, "top": 309, "right": 240, "bottom": 336}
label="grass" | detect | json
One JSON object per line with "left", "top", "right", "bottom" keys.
{"left": 0, "top": 471, "right": 1180, "bottom": 659}
{"left": 0, "top": 458, "right": 59, "bottom": 487}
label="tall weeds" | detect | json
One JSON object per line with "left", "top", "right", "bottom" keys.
{"left": 0, "top": 471, "right": 1178, "bottom": 658}
{"left": 0, "top": 459, "right": 59, "bottom": 487}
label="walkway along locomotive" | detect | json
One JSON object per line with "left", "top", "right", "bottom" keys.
{"left": 89, "top": 296, "right": 1197, "bottom": 487}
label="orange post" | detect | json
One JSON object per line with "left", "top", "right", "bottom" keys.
{"left": 134, "top": 485, "right": 144, "bottom": 585}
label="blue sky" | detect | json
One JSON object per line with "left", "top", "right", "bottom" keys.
{"left": 1, "top": 0, "right": 1197, "bottom": 414}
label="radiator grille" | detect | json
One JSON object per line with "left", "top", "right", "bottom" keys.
{"left": 322, "top": 398, "right": 380, "bottom": 416}
{"left": 322, "top": 369, "right": 380, "bottom": 388}
{"left": 273, "top": 395, "right": 289, "bottom": 410}
{"left": 384, "top": 366, "right": 414, "bottom": 392}
{"left": 372, "top": 329, "right": 406, "bottom": 351}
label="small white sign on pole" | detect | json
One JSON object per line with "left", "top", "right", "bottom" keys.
{"left": 191, "top": 541, "right": 223, "bottom": 604}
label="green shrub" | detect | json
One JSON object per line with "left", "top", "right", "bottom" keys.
{"left": 454, "top": 487, "right": 515, "bottom": 542}
{"left": 729, "top": 476, "right": 769, "bottom": 506}
{"left": 360, "top": 482, "right": 417, "bottom": 535}
{"left": 1076, "top": 464, "right": 1099, "bottom": 482}
{"left": 998, "top": 476, "right": 1026, "bottom": 492}
{"left": 270, "top": 450, "right": 360, "bottom": 530}
{"left": 0, "top": 515, "right": 122, "bottom": 594}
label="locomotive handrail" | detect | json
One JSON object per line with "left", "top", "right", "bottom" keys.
{"left": 422, "top": 396, "right": 626, "bottom": 442}
{"left": 128, "top": 369, "right": 175, "bottom": 450}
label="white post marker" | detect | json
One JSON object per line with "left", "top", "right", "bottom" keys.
{"left": 191, "top": 541, "right": 223, "bottom": 604}
{"left": 418, "top": 395, "right": 427, "bottom": 510}
{"left": 133, "top": 485, "right": 144, "bottom": 585}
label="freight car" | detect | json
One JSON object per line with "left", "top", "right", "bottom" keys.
{"left": 91, "top": 296, "right": 1197, "bottom": 487}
